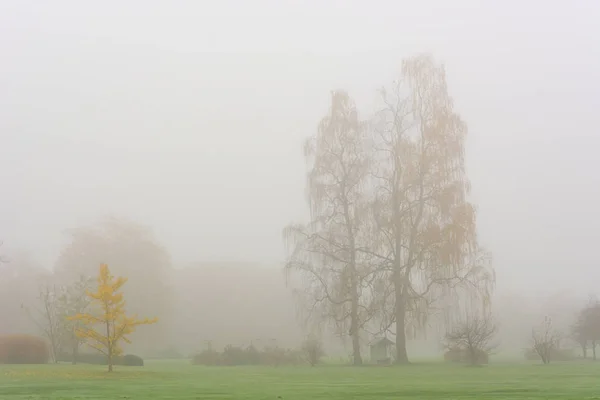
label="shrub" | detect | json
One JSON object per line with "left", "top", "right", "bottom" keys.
{"left": 0, "top": 334, "right": 50, "bottom": 364}
{"left": 58, "top": 352, "right": 144, "bottom": 366}
{"left": 301, "top": 336, "right": 325, "bottom": 366}
{"left": 221, "top": 345, "right": 249, "bottom": 366}
{"left": 123, "top": 354, "right": 144, "bottom": 366}
{"left": 192, "top": 348, "right": 222, "bottom": 366}
{"left": 444, "top": 347, "right": 489, "bottom": 365}
{"left": 523, "top": 347, "right": 576, "bottom": 362}
{"left": 191, "top": 343, "right": 305, "bottom": 366}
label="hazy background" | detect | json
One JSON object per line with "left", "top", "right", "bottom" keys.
{"left": 1, "top": 0, "right": 600, "bottom": 356}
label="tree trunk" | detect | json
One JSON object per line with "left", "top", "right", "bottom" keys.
{"left": 349, "top": 283, "right": 362, "bottom": 365}
{"left": 108, "top": 355, "right": 113, "bottom": 372}
{"left": 593, "top": 341, "right": 597, "bottom": 361}
{"left": 350, "top": 323, "right": 362, "bottom": 366}
{"left": 582, "top": 343, "right": 587, "bottom": 359}
{"left": 540, "top": 350, "right": 549, "bottom": 364}
{"left": 106, "top": 320, "right": 113, "bottom": 372}
{"left": 468, "top": 346, "right": 476, "bottom": 366}
{"left": 394, "top": 284, "right": 409, "bottom": 364}
{"left": 71, "top": 339, "right": 79, "bottom": 365}
{"left": 344, "top": 197, "right": 362, "bottom": 366}
{"left": 392, "top": 196, "right": 409, "bottom": 366}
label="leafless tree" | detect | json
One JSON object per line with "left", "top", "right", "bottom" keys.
{"left": 532, "top": 316, "right": 560, "bottom": 364}
{"left": 367, "top": 54, "right": 495, "bottom": 363}
{"left": 22, "top": 284, "right": 65, "bottom": 363}
{"left": 444, "top": 312, "right": 498, "bottom": 365}
{"left": 573, "top": 298, "right": 600, "bottom": 360}
{"left": 301, "top": 335, "right": 325, "bottom": 366}
{"left": 56, "top": 275, "right": 93, "bottom": 364}
{"left": 284, "top": 90, "right": 377, "bottom": 365}
{"left": 571, "top": 312, "right": 589, "bottom": 359}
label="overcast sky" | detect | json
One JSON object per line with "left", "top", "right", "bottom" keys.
{"left": 1, "top": 0, "right": 599, "bottom": 296}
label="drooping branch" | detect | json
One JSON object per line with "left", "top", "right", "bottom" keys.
{"left": 367, "top": 54, "right": 495, "bottom": 363}
{"left": 283, "top": 90, "right": 379, "bottom": 365}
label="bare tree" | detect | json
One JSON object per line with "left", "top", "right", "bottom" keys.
{"left": 444, "top": 312, "right": 497, "bottom": 365}
{"left": 56, "top": 275, "right": 93, "bottom": 364}
{"left": 368, "top": 54, "right": 495, "bottom": 363}
{"left": 284, "top": 90, "right": 376, "bottom": 365}
{"left": 573, "top": 298, "right": 600, "bottom": 360}
{"left": 532, "top": 316, "right": 560, "bottom": 364}
{"left": 301, "top": 335, "right": 325, "bottom": 366}
{"left": 23, "top": 284, "right": 65, "bottom": 363}
{"left": 572, "top": 312, "right": 589, "bottom": 359}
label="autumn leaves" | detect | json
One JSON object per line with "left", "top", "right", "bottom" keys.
{"left": 68, "top": 264, "right": 157, "bottom": 372}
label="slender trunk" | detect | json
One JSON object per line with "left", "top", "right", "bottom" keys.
{"left": 52, "top": 343, "right": 59, "bottom": 364}
{"left": 71, "top": 337, "right": 79, "bottom": 365}
{"left": 468, "top": 346, "right": 476, "bottom": 366}
{"left": 582, "top": 343, "right": 587, "bottom": 359}
{"left": 593, "top": 341, "right": 597, "bottom": 361}
{"left": 394, "top": 275, "right": 409, "bottom": 364}
{"left": 350, "top": 314, "right": 362, "bottom": 365}
{"left": 395, "top": 302, "right": 408, "bottom": 363}
{"left": 349, "top": 272, "right": 362, "bottom": 365}
{"left": 106, "top": 320, "right": 113, "bottom": 372}
{"left": 343, "top": 193, "right": 362, "bottom": 366}
{"left": 393, "top": 208, "right": 409, "bottom": 364}
{"left": 540, "top": 349, "right": 548, "bottom": 364}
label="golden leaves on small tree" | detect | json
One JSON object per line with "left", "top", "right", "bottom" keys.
{"left": 68, "top": 264, "right": 157, "bottom": 372}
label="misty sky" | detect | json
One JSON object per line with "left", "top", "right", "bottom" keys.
{"left": 1, "top": 0, "right": 599, "bottom": 297}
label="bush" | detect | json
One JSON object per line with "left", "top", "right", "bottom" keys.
{"left": 444, "top": 347, "right": 489, "bottom": 365}
{"left": 191, "top": 343, "right": 305, "bottom": 366}
{"left": 192, "top": 348, "right": 222, "bottom": 366}
{"left": 523, "top": 347, "right": 576, "bottom": 362}
{"left": 301, "top": 337, "right": 325, "bottom": 366}
{"left": 57, "top": 352, "right": 144, "bottom": 366}
{"left": 123, "top": 354, "right": 144, "bottom": 366}
{"left": 0, "top": 334, "right": 50, "bottom": 364}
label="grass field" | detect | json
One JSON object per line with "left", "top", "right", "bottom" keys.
{"left": 1, "top": 360, "right": 599, "bottom": 399}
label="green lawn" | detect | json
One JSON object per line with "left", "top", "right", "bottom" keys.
{"left": 1, "top": 360, "right": 599, "bottom": 399}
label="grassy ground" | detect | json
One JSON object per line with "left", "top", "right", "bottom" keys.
{"left": 1, "top": 360, "right": 599, "bottom": 399}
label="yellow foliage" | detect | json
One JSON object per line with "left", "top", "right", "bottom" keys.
{"left": 68, "top": 264, "right": 157, "bottom": 371}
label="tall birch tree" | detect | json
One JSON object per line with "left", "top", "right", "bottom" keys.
{"left": 369, "top": 54, "right": 495, "bottom": 363}
{"left": 284, "top": 90, "right": 376, "bottom": 365}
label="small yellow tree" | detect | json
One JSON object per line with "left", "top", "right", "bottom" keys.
{"left": 68, "top": 263, "right": 158, "bottom": 372}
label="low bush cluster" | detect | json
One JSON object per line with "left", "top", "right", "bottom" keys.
{"left": 57, "top": 352, "right": 144, "bottom": 366}
{"left": 0, "top": 334, "right": 50, "bottom": 364}
{"left": 523, "top": 347, "right": 576, "bottom": 361}
{"left": 444, "top": 347, "right": 489, "bottom": 365}
{"left": 123, "top": 354, "right": 144, "bottom": 366}
{"left": 192, "top": 344, "right": 304, "bottom": 366}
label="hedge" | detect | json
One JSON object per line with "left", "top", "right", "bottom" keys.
{"left": 57, "top": 352, "right": 144, "bottom": 366}
{"left": 0, "top": 334, "right": 50, "bottom": 364}
{"left": 444, "top": 347, "right": 489, "bottom": 364}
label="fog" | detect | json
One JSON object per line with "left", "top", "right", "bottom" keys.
{"left": 1, "top": 0, "right": 600, "bottom": 360}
